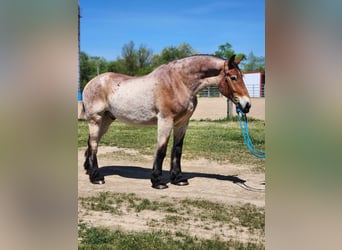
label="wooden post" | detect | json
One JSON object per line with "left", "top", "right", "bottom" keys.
{"left": 227, "top": 98, "right": 233, "bottom": 119}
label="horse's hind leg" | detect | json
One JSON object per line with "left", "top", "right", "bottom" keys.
{"left": 170, "top": 122, "right": 189, "bottom": 186}
{"left": 84, "top": 113, "right": 114, "bottom": 184}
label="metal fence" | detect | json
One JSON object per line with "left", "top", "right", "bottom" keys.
{"left": 198, "top": 86, "right": 221, "bottom": 97}
{"left": 199, "top": 84, "right": 265, "bottom": 98}
{"left": 245, "top": 84, "right": 265, "bottom": 98}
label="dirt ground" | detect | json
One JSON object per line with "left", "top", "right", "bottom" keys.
{"left": 78, "top": 146, "right": 265, "bottom": 242}
{"left": 191, "top": 97, "right": 265, "bottom": 120}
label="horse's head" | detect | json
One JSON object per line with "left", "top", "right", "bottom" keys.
{"left": 218, "top": 55, "right": 251, "bottom": 113}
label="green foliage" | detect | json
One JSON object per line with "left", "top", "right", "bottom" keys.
{"left": 119, "top": 41, "right": 154, "bottom": 76}
{"left": 79, "top": 52, "right": 109, "bottom": 91}
{"left": 214, "top": 43, "right": 265, "bottom": 72}
{"left": 137, "top": 44, "right": 153, "bottom": 68}
{"left": 151, "top": 42, "right": 197, "bottom": 66}
{"left": 214, "top": 42, "right": 246, "bottom": 62}
{"left": 78, "top": 224, "right": 116, "bottom": 245}
{"left": 214, "top": 42, "right": 235, "bottom": 59}
{"left": 241, "top": 52, "right": 265, "bottom": 72}
{"left": 106, "top": 59, "right": 126, "bottom": 74}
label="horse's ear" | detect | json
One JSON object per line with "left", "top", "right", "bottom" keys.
{"left": 234, "top": 55, "right": 245, "bottom": 65}
{"left": 228, "top": 55, "right": 236, "bottom": 69}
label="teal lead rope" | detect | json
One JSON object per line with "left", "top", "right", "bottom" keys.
{"left": 236, "top": 108, "right": 265, "bottom": 158}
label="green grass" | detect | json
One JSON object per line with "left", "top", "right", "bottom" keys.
{"left": 78, "top": 117, "right": 265, "bottom": 168}
{"left": 80, "top": 192, "right": 175, "bottom": 215}
{"left": 79, "top": 192, "right": 264, "bottom": 234}
{"left": 78, "top": 224, "right": 264, "bottom": 250}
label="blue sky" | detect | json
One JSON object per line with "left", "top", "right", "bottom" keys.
{"left": 79, "top": 0, "right": 264, "bottom": 61}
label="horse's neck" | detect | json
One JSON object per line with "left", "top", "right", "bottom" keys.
{"left": 152, "top": 56, "right": 224, "bottom": 96}
{"left": 185, "top": 57, "right": 224, "bottom": 96}
{"left": 191, "top": 74, "right": 224, "bottom": 96}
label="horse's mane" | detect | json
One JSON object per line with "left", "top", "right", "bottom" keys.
{"left": 185, "top": 54, "right": 242, "bottom": 72}
{"left": 154, "top": 54, "right": 241, "bottom": 76}
{"left": 185, "top": 54, "right": 225, "bottom": 60}
{"left": 164, "top": 54, "right": 225, "bottom": 66}
{"left": 177, "top": 54, "right": 241, "bottom": 68}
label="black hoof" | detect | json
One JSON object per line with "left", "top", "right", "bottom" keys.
{"left": 88, "top": 168, "right": 105, "bottom": 185}
{"left": 171, "top": 178, "right": 189, "bottom": 186}
{"left": 173, "top": 180, "right": 189, "bottom": 186}
{"left": 170, "top": 174, "right": 189, "bottom": 186}
{"left": 152, "top": 183, "right": 168, "bottom": 189}
{"left": 91, "top": 179, "right": 105, "bottom": 185}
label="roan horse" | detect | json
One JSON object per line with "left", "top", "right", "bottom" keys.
{"left": 82, "top": 55, "right": 251, "bottom": 189}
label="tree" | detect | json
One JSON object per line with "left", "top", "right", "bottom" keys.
{"left": 152, "top": 42, "right": 196, "bottom": 66}
{"left": 117, "top": 41, "right": 154, "bottom": 76}
{"left": 242, "top": 52, "right": 265, "bottom": 71}
{"left": 79, "top": 52, "right": 109, "bottom": 91}
{"left": 80, "top": 51, "right": 95, "bottom": 90}
{"left": 214, "top": 42, "right": 246, "bottom": 62}
{"left": 107, "top": 59, "right": 126, "bottom": 74}
{"left": 137, "top": 44, "right": 153, "bottom": 68}
{"left": 214, "top": 42, "right": 235, "bottom": 59}
{"left": 121, "top": 41, "right": 138, "bottom": 75}
{"left": 89, "top": 56, "right": 108, "bottom": 76}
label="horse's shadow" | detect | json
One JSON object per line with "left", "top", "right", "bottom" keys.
{"left": 99, "top": 165, "right": 248, "bottom": 185}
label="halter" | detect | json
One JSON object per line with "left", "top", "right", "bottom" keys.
{"left": 222, "top": 60, "right": 235, "bottom": 100}
{"left": 222, "top": 58, "right": 244, "bottom": 103}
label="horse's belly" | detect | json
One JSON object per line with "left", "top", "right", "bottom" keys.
{"left": 113, "top": 106, "right": 157, "bottom": 126}
{"left": 108, "top": 86, "right": 157, "bottom": 125}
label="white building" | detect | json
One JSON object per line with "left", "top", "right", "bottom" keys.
{"left": 243, "top": 71, "right": 265, "bottom": 98}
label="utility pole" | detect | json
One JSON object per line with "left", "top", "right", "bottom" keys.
{"left": 227, "top": 98, "right": 233, "bottom": 119}
{"left": 78, "top": 2, "right": 81, "bottom": 101}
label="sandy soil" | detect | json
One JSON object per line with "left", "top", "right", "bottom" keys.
{"left": 191, "top": 97, "right": 265, "bottom": 120}
{"left": 78, "top": 146, "right": 265, "bottom": 242}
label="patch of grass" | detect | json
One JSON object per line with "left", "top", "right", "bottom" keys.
{"left": 80, "top": 192, "right": 175, "bottom": 215}
{"left": 163, "top": 214, "right": 189, "bottom": 225}
{"left": 79, "top": 191, "right": 125, "bottom": 215}
{"left": 78, "top": 223, "right": 116, "bottom": 245}
{"left": 78, "top": 119, "right": 265, "bottom": 168}
{"left": 78, "top": 223, "right": 265, "bottom": 250}
{"left": 80, "top": 192, "right": 264, "bottom": 235}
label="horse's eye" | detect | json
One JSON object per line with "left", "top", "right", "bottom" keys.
{"left": 230, "top": 75, "right": 238, "bottom": 82}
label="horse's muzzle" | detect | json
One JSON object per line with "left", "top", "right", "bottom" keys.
{"left": 240, "top": 102, "right": 251, "bottom": 113}
{"left": 236, "top": 97, "right": 251, "bottom": 113}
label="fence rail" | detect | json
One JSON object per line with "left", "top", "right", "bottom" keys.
{"left": 199, "top": 85, "right": 265, "bottom": 98}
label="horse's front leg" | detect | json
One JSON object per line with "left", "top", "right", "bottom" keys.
{"left": 170, "top": 122, "right": 189, "bottom": 186}
{"left": 151, "top": 116, "right": 173, "bottom": 189}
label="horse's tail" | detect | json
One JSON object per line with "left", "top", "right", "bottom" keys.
{"left": 82, "top": 101, "right": 86, "bottom": 113}
{"left": 78, "top": 101, "right": 86, "bottom": 120}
